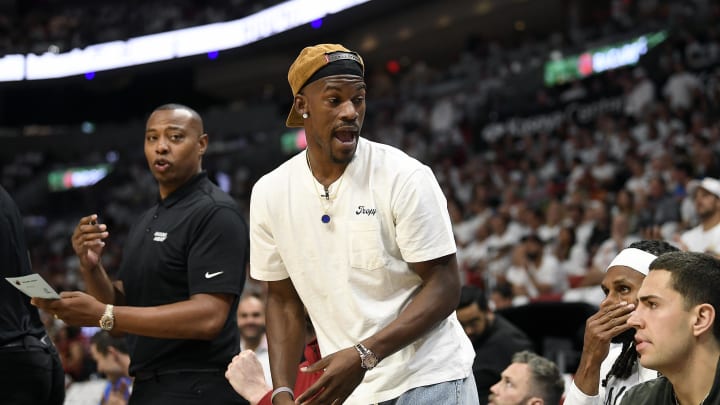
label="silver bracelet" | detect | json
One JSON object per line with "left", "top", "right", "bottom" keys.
{"left": 271, "top": 386, "right": 294, "bottom": 403}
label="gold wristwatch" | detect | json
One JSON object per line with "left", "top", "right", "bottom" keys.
{"left": 99, "top": 304, "right": 115, "bottom": 331}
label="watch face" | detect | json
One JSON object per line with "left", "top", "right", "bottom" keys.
{"left": 101, "top": 316, "right": 114, "bottom": 331}
{"left": 363, "top": 354, "right": 378, "bottom": 369}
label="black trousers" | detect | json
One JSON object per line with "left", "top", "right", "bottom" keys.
{"left": 129, "top": 369, "right": 249, "bottom": 405}
{"left": 0, "top": 335, "right": 65, "bottom": 405}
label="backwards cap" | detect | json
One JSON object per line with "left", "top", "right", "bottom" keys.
{"left": 606, "top": 248, "right": 657, "bottom": 275}
{"left": 693, "top": 177, "right": 720, "bottom": 199}
{"left": 286, "top": 43, "right": 364, "bottom": 127}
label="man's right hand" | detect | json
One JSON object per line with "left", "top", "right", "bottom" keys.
{"left": 225, "top": 350, "right": 272, "bottom": 405}
{"left": 71, "top": 214, "right": 109, "bottom": 271}
{"left": 571, "top": 300, "right": 636, "bottom": 396}
{"left": 582, "top": 300, "right": 636, "bottom": 363}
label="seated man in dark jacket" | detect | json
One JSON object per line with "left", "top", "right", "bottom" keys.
{"left": 457, "top": 285, "right": 534, "bottom": 404}
{"left": 621, "top": 251, "right": 720, "bottom": 405}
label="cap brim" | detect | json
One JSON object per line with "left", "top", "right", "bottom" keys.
{"left": 690, "top": 179, "right": 720, "bottom": 199}
{"left": 286, "top": 107, "right": 303, "bottom": 128}
{"left": 700, "top": 186, "right": 720, "bottom": 199}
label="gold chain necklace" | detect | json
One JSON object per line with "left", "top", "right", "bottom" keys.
{"left": 306, "top": 151, "right": 345, "bottom": 224}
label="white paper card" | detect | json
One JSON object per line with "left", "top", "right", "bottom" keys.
{"left": 5, "top": 274, "right": 61, "bottom": 299}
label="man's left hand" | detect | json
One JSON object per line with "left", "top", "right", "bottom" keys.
{"left": 295, "top": 346, "right": 366, "bottom": 405}
{"left": 31, "top": 291, "right": 106, "bottom": 326}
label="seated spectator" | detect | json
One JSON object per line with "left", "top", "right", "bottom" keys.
{"left": 488, "top": 350, "right": 565, "bottom": 405}
{"left": 490, "top": 282, "right": 515, "bottom": 311}
{"left": 583, "top": 200, "right": 612, "bottom": 266}
{"left": 537, "top": 200, "right": 563, "bottom": 245}
{"left": 565, "top": 240, "right": 678, "bottom": 405}
{"left": 589, "top": 150, "right": 617, "bottom": 189}
{"left": 582, "top": 212, "right": 640, "bottom": 287}
{"left": 621, "top": 251, "right": 720, "bottom": 404}
{"left": 457, "top": 286, "right": 534, "bottom": 404}
{"left": 562, "top": 201, "right": 593, "bottom": 256}
{"left": 610, "top": 189, "right": 639, "bottom": 235}
{"left": 485, "top": 212, "right": 524, "bottom": 281}
{"left": 553, "top": 226, "right": 588, "bottom": 288}
{"left": 663, "top": 61, "right": 701, "bottom": 113}
{"left": 624, "top": 67, "right": 655, "bottom": 120}
{"left": 637, "top": 175, "right": 681, "bottom": 240}
{"left": 89, "top": 331, "right": 132, "bottom": 405}
{"left": 56, "top": 325, "right": 95, "bottom": 384}
{"left": 459, "top": 222, "right": 492, "bottom": 288}
{"left": 236, "top": 293, "right": 272, "bottom": 386}
{"left": 506, "top": 234, "right": 564, "bottom": 301}
{"left": 679, "top": 177, "right": 720, "bottom": 256}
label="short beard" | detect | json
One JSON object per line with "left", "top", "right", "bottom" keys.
{"left": 698, "top": 210, "right": 716, "bottom": 222}
{"left": 611, "top": 327, "right": 636, "bottom": 344}
{"left": 331, "top": 148, "right": 357, "bottom": 165}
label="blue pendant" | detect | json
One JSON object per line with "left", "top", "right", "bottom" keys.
{"left": 321, "top": 214, "right": 331, "bottom": 223}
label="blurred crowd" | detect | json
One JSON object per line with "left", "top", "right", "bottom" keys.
{"left": 2, "top": 0, "right": 720, "bottom": 401}
{"left": 0, "top": 0, "right": 285, "bottom": 55}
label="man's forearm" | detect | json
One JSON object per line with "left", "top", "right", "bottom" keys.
{"left": 266, "top": 281, "right": 307, "bottom": 391}
{"left": 80, "top": 264, "right": 118, "bottom": 305}
{"left": 111, "top": 293, "right": 232, "bottom": 339}
{"left": 572, "top": 353, "right": 602, "bottom": 396}
{"left": 363, "top": 255, "right": 460, "bottom": 362}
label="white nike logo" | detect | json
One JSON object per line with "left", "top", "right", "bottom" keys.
{"left": 205, "top": 271, "right": 224, "bottom": 279}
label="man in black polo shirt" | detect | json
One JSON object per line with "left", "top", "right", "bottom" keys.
{"left": 0, "top": 185, "right": 65, "bottom": 405}
{"left": 33, "top": 104, "right": 249, "bottom": 404}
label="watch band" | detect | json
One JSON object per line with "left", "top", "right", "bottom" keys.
{"left": 100, "top": 304, "right": 114, "bottom": 331}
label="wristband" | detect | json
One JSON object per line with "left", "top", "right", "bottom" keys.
{"left": 271, "top": 386, "right": 294, "bottom": 403}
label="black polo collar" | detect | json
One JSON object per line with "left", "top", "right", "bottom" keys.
{"left": 158, "top": 172, "right": 208, "bottom": 208}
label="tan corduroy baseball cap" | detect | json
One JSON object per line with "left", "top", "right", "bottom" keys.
{"left": 286, "top": 43, "right": 364, "bottom": 127}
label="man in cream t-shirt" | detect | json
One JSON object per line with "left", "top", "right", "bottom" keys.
{"left": 680, "top": 177, "right": 720, "bottom": 256}
{"left": 250, "top": 44, "right": 476, "bottom": 405}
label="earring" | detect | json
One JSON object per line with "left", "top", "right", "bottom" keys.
{"left": 302, "top": 112, "right": 309, "bottom": 119}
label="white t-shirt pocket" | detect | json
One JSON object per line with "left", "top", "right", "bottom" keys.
{"left": 349, "top": 220, "right": 386, "bottom": 270}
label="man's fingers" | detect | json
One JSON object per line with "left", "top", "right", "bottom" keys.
{"left": 297, "top": 355, "right": 334, "bottom": 403}
{"left": 302, "top": 362, "right": 326, "bottom": 374}
{"left": 73, "top": 215, "right": 107, "bottom": 246}
{"left": 588, "top": 302, "right": 637, "bottom": 339}
{"left": 78, "top": 214, "right": 97, "bottom": 226}
{"left": 82, "top": 238, "right": 106, "bottom": 247}
{"left": 79, "top": 229, "right": 109, "bottom": 241}
{"left": 598, "top": 302, "right": 635, "bottom": 318}
{"left": 593, "top": 311, "right": 633, "bottom": 329}
{"left": 613, "top": 321, "right": 634, "bottom": 333}
{"left": 73, "top": 228, "right": 108, "bottom": 254}
{"left": 59, "top": 291, "right": 81, "bottom": 299}
{"left": 31, "top": 297, "right": 59, "bottom": 313}
{"left": 607, "top": 322, "right": 634, "bottom": 339}
{"left": 295, "top": 378, "right": 326, "bottom": 404}
{"left": 593, "top": 313, "right": 634, "bottom": 339}
{"left": 302, "top": 386, "right": 349, "bottom": 405}
{"left": 302, "top": 355, "right": 331, "bottom": 373}
{"left": 80, "top": 222, "right": 107, "bottom": 232}
{"left": 604, "top": 304, "right": 635, "bottom": 321}
{"left": 74, "top": 214, "right": 100, "bottom": 232}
